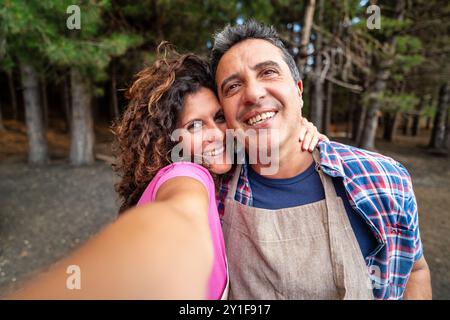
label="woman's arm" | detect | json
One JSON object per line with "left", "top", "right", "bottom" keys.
{"left": 5, "top": 177, "right": 213, "bottom": 299}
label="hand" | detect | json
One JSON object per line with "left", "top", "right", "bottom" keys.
{"left": 299, "top": 117, "right": 328, "bottom": 152}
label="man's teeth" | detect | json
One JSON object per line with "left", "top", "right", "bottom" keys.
{"left": 247, "top": 111, "right": 276, "bottom": 125}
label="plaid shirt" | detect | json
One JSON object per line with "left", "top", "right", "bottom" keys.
{"left": 218, "top": 140, "right": 423, "bottom": 300}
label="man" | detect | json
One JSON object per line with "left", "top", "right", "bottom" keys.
{"left": 211, "top": 20, "right": 431, "bottom": 300}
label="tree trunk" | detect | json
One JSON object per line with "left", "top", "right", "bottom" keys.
{"left": 429, "top": 83, "right": 449, "bottom": 150}
{"left": 311, "top": 60, "right": 324, "bottom": 131}
{"left": 355, "top": 103, "right": 367, "bottom": 145}
{"left": 19, "top": 63, "right": 49, "bottom": 164}
{"left": 425, "top": 117, "right": 431, "bottom": 130}
{"left": 7, "top": 71, "right": 18, "bottom": 120}
{"left": 110, "top": 60, "right": 120, "bottom": 120}
{"left": 41, "top": 77, "right": 49, "bottom": 130}
{"left": 352, "top": 105, "right": 359, "bottom": 141}
{"left": 297, "top": 0, "right": 316, "bottom": 75}
{"left": 444, "top": 108, "right": 449, "bottom": 150}
{"left": 0, "top": 99, "right": 5, "bottom": 131}
{"left": 354, "top": 77, "right": 369, "bottom": 143}
{"left": 359, "top": 0, "right": 405, "bottom": 150}
{"left": 425, "top": 97, "right": 434, "bottom": 130}
{"left": 391, "top": 112, "right": 399, "bottom": 141}
{"left": 359, "top": 67, "right": 389, "bottom": 150}
{"left": 411, "top": 114, "right": 420, "bottom": 136}
{"left": 62, "top": 74, "right": 71, "bottom": 133}
{"left": 324, "top": 79, "right": 333, "bottom": 135}
{"left": 310, "top": 0, "right": 324, "bottom": 131}
{"left": 70, "top": 68, "right": 95, "bottom": 165}
{"left": 347, "top": 104, "right": 353, "bottom": 139}
{"left": 383, "top": 112, "right": 399, "bottom": 142}
{"left": 401, "top": 113, "right": 410, "bottom": 135}
{"left": 411, "top": 98, "right": 423, "bottom": 136}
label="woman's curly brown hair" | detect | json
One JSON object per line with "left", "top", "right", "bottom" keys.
{"left": 111, "top": 42, "right": 216, "bottom": 213}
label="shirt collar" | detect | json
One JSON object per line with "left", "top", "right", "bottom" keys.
{"left": 316, "top": 140, "right": 345, "bottom": 178}
{"left": 240, "top": 140, "right": 345, "bottom": 181}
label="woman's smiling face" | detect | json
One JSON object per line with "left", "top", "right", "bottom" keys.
{"left": 176, "top": 87, "right": 232, "bottom": 174}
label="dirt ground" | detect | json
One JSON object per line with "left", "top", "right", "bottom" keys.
{"left": 0, "top": 120, "right": 449, "bottom": 299}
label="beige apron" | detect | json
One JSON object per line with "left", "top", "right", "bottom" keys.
{"left": 221, "top": 151, "right": 374, "bottom": 300}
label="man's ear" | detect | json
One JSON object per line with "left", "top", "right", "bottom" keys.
{"left": 297, "top": 80, "right": 304, "bottom": 111}
{"left": 297, "top": 80, "right": 303, "bottom": 97}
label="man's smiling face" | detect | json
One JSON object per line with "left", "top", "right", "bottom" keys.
{"left": 215, "top": 38, "right": 304, "bottom": 154}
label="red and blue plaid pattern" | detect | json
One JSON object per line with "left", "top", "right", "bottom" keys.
{"left": 217, "top": 140, "right": 423, "bottom": 300}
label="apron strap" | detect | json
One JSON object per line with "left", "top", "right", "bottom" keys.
{"left": 312, "top": 149, "right": 338, "bottom": 199}
{"left": 313, "top": 149, "right": 346, "bottom": 298}
{"left": 226, "top": 164, "right": 242, "bottom": 200}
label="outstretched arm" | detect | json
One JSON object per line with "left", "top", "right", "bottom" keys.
{"left": 6, "top": 177, "right": 212, "bottom": 300}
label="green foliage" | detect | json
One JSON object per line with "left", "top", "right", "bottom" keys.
{"left": 421, "top": 97, "right": 437, "bottom": 118}
{"left": 44, "top": 32, "right": 143, "bottom": 80}
{"left": 0, "top": 0, "right": 143, "bottom": 83}
{"left": 362, "top": 90, "right": 419, "bottom": 114}
{"left": 381, "top": 92, "right": 419, "bottom": 113}
{"left": 0, "top": 0, "right": 447, "bottom": 122}
{"left": 396, "top": 35, "right": 422, "bottom": 53}
{"left": 237, "top": 0, "right": 274, "bottom": 24}
{"left": 390, "top": 35, "right": 424, "bottom": 82}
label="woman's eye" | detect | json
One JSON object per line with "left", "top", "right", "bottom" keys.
{"left": 188, "top": 120, "right": 203, "bottom": 131}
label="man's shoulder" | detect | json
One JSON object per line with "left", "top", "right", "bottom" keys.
{"left": 321, "top": 140, "right": 398, "bottom": 164}
{"left": 319, "top": 140, "right": 411, "bottom": 180}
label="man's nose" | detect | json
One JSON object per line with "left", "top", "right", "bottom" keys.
{"left": 243, "top": 79, "right": 266, "bottom": 107}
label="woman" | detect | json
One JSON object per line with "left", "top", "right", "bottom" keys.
{"left": 6, "top": 43, "right": 324, "bottom": 300}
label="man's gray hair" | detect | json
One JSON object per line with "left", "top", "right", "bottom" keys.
{"left": 210, "top": 20, "right": 301, "bottom": 83}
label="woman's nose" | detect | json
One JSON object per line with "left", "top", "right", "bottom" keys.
{"left": 204, "top": 124, "right": 224, "bottom": 143}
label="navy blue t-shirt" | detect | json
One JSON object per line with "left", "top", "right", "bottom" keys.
{"left": 247, "top": 162, "right": 377, "bottom": 258}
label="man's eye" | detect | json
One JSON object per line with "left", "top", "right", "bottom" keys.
{"left": 226, "top": 83, "right": 240, "bottom": 95}
{"left": 262, "top": 69, "right": 277, "bottom": 76}
{"left": 215, "top": 114, "right": 226, "bottom": 123}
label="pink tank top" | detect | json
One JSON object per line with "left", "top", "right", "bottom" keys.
{"left": 137, "top": 162, "right": 227, "bottom": 299}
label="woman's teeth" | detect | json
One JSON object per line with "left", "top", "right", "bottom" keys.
{"left": 203, "top": 146, "right": 224, "bottom": 157}
{"left": 247, "top": 111, "right": 276, "bottom": 126}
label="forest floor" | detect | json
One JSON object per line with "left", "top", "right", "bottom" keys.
{"left": 0, "top": 119, "right": 449, "bottom": 299}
